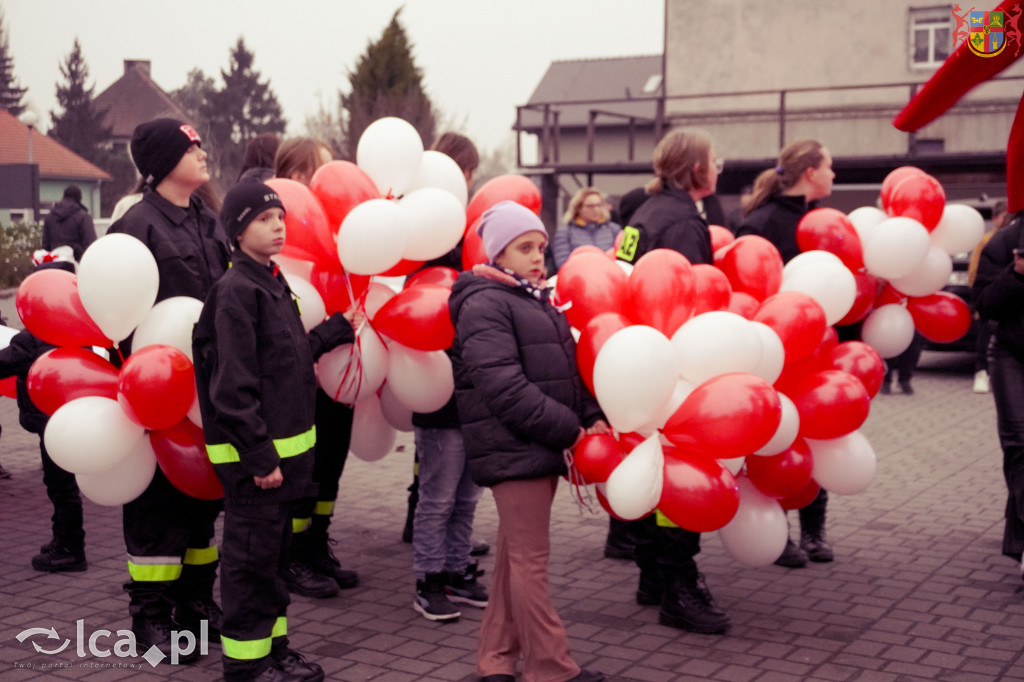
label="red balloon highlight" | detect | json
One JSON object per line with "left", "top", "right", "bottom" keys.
{"left": 372, "top": 284, "right": 454, "bottom": 351}
{"left": 150, "top": 420, "right": 224, "bottom": 500}
{"left": 16, "top": 269, "right": 111, "bottom": 348}
{"left": 828, "top": 341, "right": 885, "bottom": 398}
{"left": 465, "top": 175, "right": 542, "bottom": 235}
{"left": 796, "top": 208, "right": 864, "bottom": 271}
{"left": 117, "top": 345, "right": 196, "bottom": 431}
{"left": 753, "top": 291, "right": 828, "bottom": 363}
{"left": 658, "top": 454, "right": 739, "bottom": 532}
{"left": 691, "top": 264, "right": 732, "bottom": 316}
{"left": 790, "top": 369, "right": 871, "bottom": 440}
{"left": 746, "top": 437, "right": 814, "bottom": 499}
{"left": 714, "top": 235, "right": 783, "bottom": 301}
{"left": 27, "top": 347, "right": 119, "bottom": 415}
{"left": 627, "top": 249, "right": 695, "bottom": 336}
{"left": 571, "top": 434, "right": 626, "bottom": 484}
{"left": 555, "top": 251, "right": 628, "bottom": 330}
{"left": 309, "top": 160, "right": 380, "bottom": 234}
{"left": 266, "top": 178, "right": 338, "bottom": 269}
{"left": 907, "top": 291, "right": 971, "bottom": 343}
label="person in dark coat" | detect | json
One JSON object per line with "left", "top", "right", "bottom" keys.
{"left": 41, "top": 184, "right": 96, "bottom": 261}
{"left": 107, "top": 118, "right": 231, "bottom": 663}
{"left": 193, "top": 181, "right": 355, "bottom": 682}
{"left": 736, "top": 139, "right": 838, "bottom": 569}
{"left": 973, "top": 211, "right": 1024, "bottom": 579}
{"left": 450, "top": 200, "right": 607, "bottom": 682}
{"left": 616, "top": 128, "right": 732, "bottom": 635}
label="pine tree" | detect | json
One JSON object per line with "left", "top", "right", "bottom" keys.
{"left": 341, "top": 8, "right": 435, "bottom": 159}
{"left": 0, "top": 7, "right": 26, "bottom": 115}
{"left": 48, "top": 38, "right": 110, "bottom": 166}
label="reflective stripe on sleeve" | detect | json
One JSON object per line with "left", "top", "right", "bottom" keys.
{"left": 207, "top": 426, "right": 316, "bottom": 464}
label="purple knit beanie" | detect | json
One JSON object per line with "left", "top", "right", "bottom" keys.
{"left": 477, "top": 200, "right": 547, "bottom": 262}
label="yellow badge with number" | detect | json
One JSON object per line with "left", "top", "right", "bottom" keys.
{"left": 616, "top": 225, "right": 641, "bottom": 262}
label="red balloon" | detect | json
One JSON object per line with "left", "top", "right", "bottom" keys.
{"left": 875, "top": 282, "right": 907, "bottom": 307}
{"left": 836, "top": 271, "right": 880, "bottom": 327}
{"left": 906, "top": 291, "right": 972, "bottom": 343}
{"left": 796, "top": 208, "right": 864, "bottom": 270}
{"left": 555, "top": 251, "right": 628, "bottom": 330}
{"left": 713, "top": 235, "right": 783, "bottom": 301}
{"left": 309, "top": 265, "right": 371, "bottom": 316}
{"left": 727, "top": 291, "right": 760, "bottom": 320}
{"left": 465, "top": 175, "right": 542, "bottom": 234}
{"left": 618, "top": 431, "right": 647, "bottom": 453}
{"left": 150, "top": 420, "right": 224, "bottom": 500}
{"left": 709, "top": 224, "right": 735, "bottom": 252}
{"left": 778, "top": 478, "right": 821, "bottom": 511}
{"left": 753, "top": 291, "right": 828, "bottom": 363}
{"left": 828, "top": 341, "right": 885, "bottom": 398}
{"left": 627, "top": 249, "right": 695, "bottom": 336}
{"left": 117, "top": 345, "right": 196, "bottom": 431}
{"left": 309, "top": 160, "right": 380, "bottom": 234}
{"left": 662, "top": 373, "right": 782, "bottom": 458}
{"left": 265, "top": 178, "right": 338, "bottom": 269}
{"left": 790, "top": 369, "right": 871, "bottom": 439}
{"left": 372, "top": 284, "right": 454, "bottom": 351}
{"left": 16, "top": 269, "right": 110, "bottom": 347}
{"left": 880, "top": 166, "right": 926, "bottom": 213}
{"left": 887, "top": 172, "right": 946, "bottom": 231}
{"left": 773, "top": 324, "right": 838, "bottom": 396}
{"left": 27, "top": 347, "right": 119, "bottom": 415}
{"left": 691, "top": 263, "right": 732, "bottom": 315}
{"left": 576, "top": 312, "right": 631, "bottom": 394}
{"left": 572, "top": 434, "right": 626, "bottom": 484}
{"left": 658, "top": 454, "right": 739, "bottom": 532}
{"left": 379, "top": 259, "right": 427, "bottom": 277}
{"left": 461, "top": 217, "right": 488, "bottom": 269}
{"left": 405, "top": 266, "right": 459, "bottom": 290}
{"left": 746, "top": 437, "right": 813, "bottom": 499}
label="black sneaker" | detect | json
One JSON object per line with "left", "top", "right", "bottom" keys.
{"left": 304, "top": 537, "right": 358, "bottom": 589}
{"left": 445, "top": 563, "right": 488, "bottom": 608}
{"left": 272, "top": 647, "right": 325, "bottom": 682}
{"left": 414, "top": 573, "right": 460, "bottom": 622}
{"left": 283, "top": 560, "right": 339, "bottom": 599}
{"left": 31, "top": 545, "right": 86, "bottom": 573}
{"left": 173, "top": 598, "right": 222, "bottom": 642}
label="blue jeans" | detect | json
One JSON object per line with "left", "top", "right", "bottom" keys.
{"left": 412, "top": 427, "right": 483, "bottom": 579}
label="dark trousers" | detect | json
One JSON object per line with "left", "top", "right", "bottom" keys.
{"left": 40, "top": 437, "right": 84, "bottom": 548}
{"left": 989, "top": 342, "right": 1024, "bottom": 559}
{"left": 221, "top": 501, "right": 293, "bottom": 681}
{"left": 631, "top": 514, "right": 701, "bottom": 578}
{"left": 123, "top": 469, "right": 222, "bottom": 618}
{"left": 886, "top": 332, "right": 925, "bottom": 384}
{"left": 293, "top": 389, "right": 353, "bottom": 525}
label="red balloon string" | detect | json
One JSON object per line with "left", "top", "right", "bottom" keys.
{"left": 562, "top": 449, "right": 598, "bottom": 514}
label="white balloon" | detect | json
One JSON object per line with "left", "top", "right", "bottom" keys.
{"left": 0, "top": 324, "right": 18, "bottom": 348}
{"left": 889, "top": 246, "right": 952, "bottom": 297}
{"left": 379, "top": 382, "right": 414, "bottom": 432}
{"left": 593, "top": 325, "right": 678, "bottom": 433}
{"left": 753, "top": 393, "right": 799, "bottom": 456}
{"left": 356, "top": 117, "right": 424, "bottom": 198}
{"left": 719, "top": 456, "right": 746, "bottom": 476}
{"left": 44, "top": 396, "right": 146, "bottom": 474}
{"left": 862, "top": 217, "right": 931, "bottom": 279}
{"left": 780, "top": 260, "right": 856, "bottom": 326}
{"left": 337, "top": 199, "right": 411, "bottom": 275}
{"left": 273, "top": 254, "right": 314, "bottom": 282}
{"left": 807, "top": 430, "right": 876, "bottom": 495}
{"left": 604, "top": 433, "right": 664, "bottom": 520}
{"left": 78, "top": 233, "right": 159, "bottom": 343}
{"left": 362, "top": 282, "right": 398, "bottom": 318}
{"left": 847, "top": 206, "right": 888, "bottom": 245}
{"left": 399, "top": 187, "right": 466, "bottom": 261}
{"left": 616, "top": 260, "right": 634, "bottom": 277}
{"left": 670, "top": 312, "right": 764, "bottom": 385}
{"left": 317, "top": 324, "right": 389, "bottom": 405}
{"left": 860, "top": 304, "right": 915, "bottom": 359}
{"left": 75, "top": 436, "right": 156, "bottom": 506}
{"left": 931, "top": 203, "right": 986, "bottom": 255}
{"left": 409, "top": 150, "right": 469, "bottom": 207}
{"left": 187, "top": 391, "right": 203, "bottom": 428}
{"left": 641, "top": 378, "right": 695, "bottom": 432}
{"left": 385, "top": 343, "right": 454, "bottom": 413}
{"left": 781, "top": 250, "right": 845, "bottom": 279}
{"left": 718, "top": 476, "right": 789, "bottom": 567}
{"left": 748, "top": 322, "right": 785, "bottom": 384}
{"left": 281, "top": 272, "right": 327, "bottom": 333}
{"left": 349, "top": 393, "right": 397, "bottom": 462}
{"left": 131, "top": 296, "right": 204, "bottom": 359}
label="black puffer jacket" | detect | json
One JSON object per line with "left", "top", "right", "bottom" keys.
{"left": 973, "top": 215, "right": 1024, "bottom": 358}
{"left": 616, "top": 186, "right": 712, "bottom": 265}
{"left": 449, "top": 270, "right": 602, "bottom": 487}
{"left": 735, "top": 194, "right": 814, "bottom": 264}
{"left": 42, "top": 197, "right": 96, "bottom": 261}
{"left": 0, "top": 329, "right": 54, "bottom": 434}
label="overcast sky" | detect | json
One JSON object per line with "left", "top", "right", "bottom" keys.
{"left": 5, "top": 0, "right": 664, "bottom": 153}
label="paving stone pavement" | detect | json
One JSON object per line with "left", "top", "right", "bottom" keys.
{"left": 1, "top": 348, "right": 1022, "bottom": 681}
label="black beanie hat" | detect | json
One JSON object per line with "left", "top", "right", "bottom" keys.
{"left": 221, "top": 182, "right": 285, "bottom": 243}
{"left": 130, "top": 118, "right": 202, "bottom": 188}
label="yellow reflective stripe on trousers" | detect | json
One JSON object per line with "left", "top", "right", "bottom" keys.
{"left": 183, "top": 546, "right": 219, "bottom": 566}
{"left": 206, "top": 426, "right": 316, "bottom": 464}
{"left": 127, "top": 557, "right": 183, "bottom": 582}
{"left": 292, "top": 517, "right": 311, "bottom": 533}
{"left": 655, "top": 509, "right": 679, "bottom": 529}
{"left": 220, "top": 617, "right": 287, "bottom": 660}
{"left": 314, "top": 500, "right": 335, "bottom": 516}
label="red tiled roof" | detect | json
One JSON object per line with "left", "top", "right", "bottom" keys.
{"left": 94, "top": 63, "right": 189, "bottom": 141}
{"left": 0, "top": 109, "right": 110, "bottom": 180}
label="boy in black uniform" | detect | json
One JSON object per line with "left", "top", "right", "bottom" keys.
{"left": 193, "top": 182, "right": 355, "bottom": 682}
{"left": 108, "top": 118, "right": 231, "bottom": 662}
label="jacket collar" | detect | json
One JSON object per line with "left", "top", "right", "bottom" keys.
{"left": 230, "top": 250, "right": 289, "bottom": 298}
{"left": 142, "top": 187, "right": 203, "bottom": 227}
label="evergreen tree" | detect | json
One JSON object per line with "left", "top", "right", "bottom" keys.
{"left": 48, "top": 38, "right": 110, "bottom": 166}
{"left": 171, "top": 68, "right": 222, "bottom": 183}
{"left": 341, "top": 8, "right": 435, "bottom": 159}
{"left": 0, "top": 7, "right": 26, "bottom": 115}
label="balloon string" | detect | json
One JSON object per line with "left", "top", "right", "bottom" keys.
{"left": 563, "top": 449, "right": 598, "bottom": 515}
{"left": 331, "top": 273, "right": 366, "bottom": 407}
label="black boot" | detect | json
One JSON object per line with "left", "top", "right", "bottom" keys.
{"left": 132, "top": 616, "right": 201, "bottom": 664}
{"left": 284, "top": 532, "right": 339, "bottom": 599}
{"left": 773, "top": 538, "right": 808, "bottom": 568}
{"left": 304, "top": 520, "right": 358, "bottom": 589}
{"left": 31, "top": 544, "right": 86, "bottom": 572}
{"left": 659, "top": 564, "right": 730, "bottom": 634}
{"left": 604, "top": 517, "right": 636, "bottom": 560}
{"left": 799, "top": 492, "right": 834, "bottom": 563}
{"left": 171, "top": 559, "right": 222, "bottom": 641}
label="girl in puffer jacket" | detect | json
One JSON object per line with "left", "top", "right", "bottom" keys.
{"left": 449, "top": 200, "right": 607, "bottom": 682}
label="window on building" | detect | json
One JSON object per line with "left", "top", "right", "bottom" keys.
{"left": 910, "top": 6, "right": 952, "bottom": 68}
{"left": 914, "top": 138, "right": 945, "bottom": 155}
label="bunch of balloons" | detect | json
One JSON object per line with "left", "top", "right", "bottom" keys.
{"left": 13, "top": 235, "right": 221, "bottom": 506}
{"left": 556, "top": 240, "right": 882, "bottom": 567}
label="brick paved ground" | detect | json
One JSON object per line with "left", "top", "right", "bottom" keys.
{"left": 1, "top": 307, "right": 1022, "bottom": 681}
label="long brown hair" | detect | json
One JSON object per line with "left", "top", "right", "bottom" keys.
{"left": 743, "top": 139, "right": 825, "bottom": 216}
{"left": 432, "top": 132, "right": 479, "bottom": 177}
{"left": 645, "top": 129, "right": 713, "bottom": 195}
{"left": 274, "top": 137, "right": 330, "bottom": 184}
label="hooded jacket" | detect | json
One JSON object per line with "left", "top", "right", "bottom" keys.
{"left": 973, "top": 215, "right": 1024, "bottom": 357}
{"left": 41, "top": 197, "right": 96, "bottom": 261}
{"left": 735, "top": 194, "right": 815, "bottom": 264}
{"left": 448, "top": 269, "right": 602, "bottom": 487}
{"left": 616, "top": 186, "right": 712, "bottom": 266}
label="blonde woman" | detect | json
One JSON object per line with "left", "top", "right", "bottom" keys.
{"left": 551, "top": 188, "right": 621, "bottom": 268}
